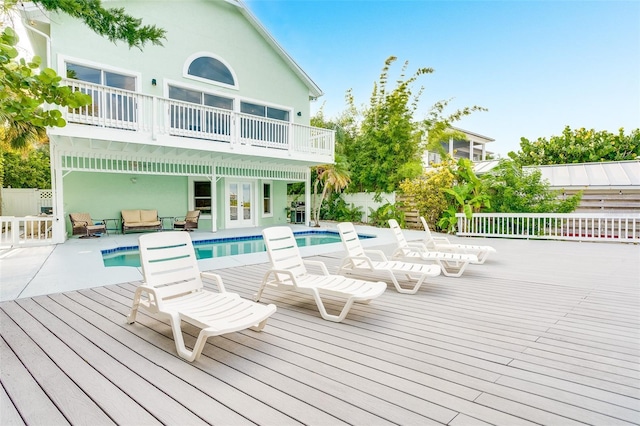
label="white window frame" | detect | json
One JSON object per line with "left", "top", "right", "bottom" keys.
{"left": 58, "top": 55, "right": 142, "bottom": 91}
{"left": 183, "top": 51, "right": 239, "bottom": 90}
{"left": 164, "top": 79, "right": 235, "bottom": 109}
{"left": 262, "top": 180, "right": 273, "bottom": 217}
{"left": 238, "top": 95, "right": 293, "bottom": 123}
{"left": 188, "top": 177, "right": 213, "bottom": 218}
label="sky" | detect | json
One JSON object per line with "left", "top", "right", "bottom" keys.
{"left": 244, "top": 0, "right": 640, "bottom": 158}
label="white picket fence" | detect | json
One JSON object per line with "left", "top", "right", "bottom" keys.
{"left": 456, "top": 213, "right": 640, "bottom": 242}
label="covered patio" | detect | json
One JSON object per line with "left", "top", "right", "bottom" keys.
{"left": 1, "top": 226, "right": 639, "bottom": 425}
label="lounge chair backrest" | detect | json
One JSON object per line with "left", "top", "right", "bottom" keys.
{"left": 420, "top": 216, "right": 436, "bottom": 248}
{"left": 138, "top": 231, "right": 202, "bottom": 299}
{"left": 388, "top": 219, "right": 409, "bottom": 249}
{"left": 337, "top": 222, "right": 366, "bottom": 257}
{"left": 262, "top": 226, "right": 307, "bottom": 280}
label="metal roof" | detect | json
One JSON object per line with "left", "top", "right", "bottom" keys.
{"left": 527, "top": 160, "right": 640, "bottom": 190}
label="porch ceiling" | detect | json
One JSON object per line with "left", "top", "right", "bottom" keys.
{"left": 53, "top": 136, "right": 322, "bottom": 168}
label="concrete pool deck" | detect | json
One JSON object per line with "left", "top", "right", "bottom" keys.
{"left": 0, "top": 223, "right": 392, "bottom": 302}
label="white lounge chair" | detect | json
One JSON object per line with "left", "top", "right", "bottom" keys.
{"left": 420, "top": 216, "right": 496, "bottom": 264}
{"left": 258, "top": 226, "right": 387, "bottom": 322}
{"left": 128, "top": 232, "right": 276, "bottom": 362}
{"left": 388, "top": 219, "right": 478, "bottom": 278}
{"left": 336, "top": 222, "right": 441, "bottom": 294}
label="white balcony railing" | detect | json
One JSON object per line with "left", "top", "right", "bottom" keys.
{"left": 61, "top": 79, "right": 334, "bottom": 158}
{"left": 456, "top": 212, "right": 640, "bottom": 242}
{"left": 0, "top": 216, "right": 55, "bottom": 248}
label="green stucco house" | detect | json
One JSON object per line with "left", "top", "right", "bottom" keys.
{"left": 19, "top": 0, "right": 333, "bottom": 242}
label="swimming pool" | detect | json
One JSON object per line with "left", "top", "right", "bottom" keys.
{"left": 101, "top": 230, "right": 374, "bottom": 267}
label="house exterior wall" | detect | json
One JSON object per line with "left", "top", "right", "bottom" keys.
{"left": 46, "top": 1, "right": 311, "bottom": 121}
{"left": 21, "top": 0, "right": 326, "bottom": 240}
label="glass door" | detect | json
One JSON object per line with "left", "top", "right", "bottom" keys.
{"left": 227, "top": 182, "right": 253, "bottom": 227}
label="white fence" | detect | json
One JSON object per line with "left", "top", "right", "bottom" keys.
{"left": 456, "top": 213, "right": 640, "bottom": 242}
{"left": 0, "top": 216, "right": 55, "bottom": 248}
{"left": 1, "top": 188, "right": 53, "bottom": 216}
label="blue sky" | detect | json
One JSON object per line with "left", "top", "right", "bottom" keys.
{"left": 245, "top": 0, "right": 640, "bottom": 157}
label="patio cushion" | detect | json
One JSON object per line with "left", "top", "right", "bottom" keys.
{"left": 70, "top": 212, "right": 92, "bottom": 226}
{"left": 121, "top": 210, "right": 141, "bottom": 223}
{"left": 140, "top": 210, "right": 158, "bottom": 222}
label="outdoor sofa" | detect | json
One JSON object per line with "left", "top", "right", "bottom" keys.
{"left": 121, "top": 209, "right": 162, "bottom": 234}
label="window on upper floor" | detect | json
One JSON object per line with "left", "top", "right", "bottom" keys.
{"left": 65, "top": 62, "right": 137, "bottom": 123}
{"left": 66, "top": 63, "right": 136, "bottom": 90}
{"left": 241, "top": 102, "right": 289, "bottom": 122}
{"left": 187, "top": 56, "right": 235, "bottom": 87}
{"left": 168, "top": 85, "right": 234, "bottom": 136}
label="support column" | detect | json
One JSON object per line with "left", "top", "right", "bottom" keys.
{"left": 469, "top": 139, "right": 474, "bottom": 160}
{"left": 50, "top": 140, "right": 66, "bottom": 244}
{"left": 211, "top": 166, "right": 217, "bottom": 232}
{"left": 449, "top": 136, "right": 454, "bottom": 157}
{"left": 304, "top": 170, "right": 311, "bottom": 227}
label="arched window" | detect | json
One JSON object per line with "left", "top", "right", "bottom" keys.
{"left": 187, "top": 56, "right": 235, "bottom": 86}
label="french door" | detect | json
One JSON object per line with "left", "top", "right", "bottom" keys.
{"left": 227, "top": 182, "right": 253, "bottom": 227}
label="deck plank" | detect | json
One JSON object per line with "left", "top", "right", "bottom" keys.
{"left": 0, "top": 384, "right": 26, "bottom": 426}
{"left": 1, "top": 236, "right": 638, "bottom": 425}
{"left": 0, "top": 333, "right": 68, "bottom": 426}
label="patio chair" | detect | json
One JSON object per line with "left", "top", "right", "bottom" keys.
{"left": 388, "top": 219, "right": 478, "bottom": 277}
{"left": 420, "top": 216, "right": 496, "bottom": 264}
{"left": 173, "top": 210, "right": 201, "bottom": 231}
{"left": 69, "top": 212, "right": 106, "bottom": 238}
{"left": 258, "top": 226, "right": 387, "bottom": 322}
{"left": 127, "top": 231, "right": 276, "bottom": 362}
{"left": 336, "top": 222, "right": 441, "bottom": 294}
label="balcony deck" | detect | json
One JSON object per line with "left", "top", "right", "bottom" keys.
{"left": 1, "top": 229, "right": 639, "bottom": 425}
{"left": 48, "top": 79, "right": 335, "bottom": 165}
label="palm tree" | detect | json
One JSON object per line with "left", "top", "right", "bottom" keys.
{"left": 0, "top": 111, "right": 49, "bottom": 214}
{"left": 311, "top": 154, "right": 351, "bottom": 227}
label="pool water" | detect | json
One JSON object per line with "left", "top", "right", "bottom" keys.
{"left": 101, "top": 231, "right": 372, "bottom": 267}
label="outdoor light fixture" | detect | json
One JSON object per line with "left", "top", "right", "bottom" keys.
{"left": 297, "top": 111, "right": 302, "bottom": 117}
{"left": 151, "top": 78, "right": 157, "bottom": 86}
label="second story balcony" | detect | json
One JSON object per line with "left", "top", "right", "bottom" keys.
{"left": 49, "top": 79, "right": 335, "bottom": 165}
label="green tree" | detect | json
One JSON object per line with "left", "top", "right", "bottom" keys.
{"left": 345, "top": 57, "right": 431, "bottom": 193}
{"left": 2, "top": 146, "right": 51, "bottom": 188}
{"left": 343, "top": 56, "right": 486, "bottom": 194}
{"left": 309, "top": 107, "right": 354, "bottom": 226}
{"left": 438, "top": 158, "right": 491, "bottom": 233}
{"left": 398, "top": 159, "right": 455, "bottom": 229}
{"left": 6, "top": 0, "right": 166, "bottom": 50}
{"left": 482, "top": 160, "right": 581, "bottom": 213}
{"left": 421, "top": 99, "right": 487, "bottom": 159}
{"left": 508, "top": 126, "right": 640, "bottom": 165}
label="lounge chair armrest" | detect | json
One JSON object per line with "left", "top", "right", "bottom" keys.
{"left": 263, "top": 268, "right": 299, "bottom": 286}
{"left": 432, "top": 236, "right": 451, "bottom": 244}
{"left": 406, "top": 241, "right": 429, "bottom": 250}
{"left": 345, "top": 255, "right": 377, "bottom": 269}
{"left": 363, "top": 249, "right": 389, "bottom": 261}
{"left": 133, "top": 284, "right": 164, "bottom": 309}
{"left": 201, "top": 272, "right": 227, "bottom": 293}
{"left": 303, "top": 259, "right": 330, "bottom": 275}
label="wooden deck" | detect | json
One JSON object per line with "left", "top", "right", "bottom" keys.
{"left": 2, "top": 237, "right": 639, "bottom": 425}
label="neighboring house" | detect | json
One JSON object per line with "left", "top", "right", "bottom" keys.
{"left": 529, "top": 160, "right": 640, "bottom": 213}
{"left": 19, "top": 0, "right": 333, "bottom": 242}
{"left": 423, "top": 127, "right": 495, "bottom": 167}
{"left": 474, "top": 159, "right": 640, "bottom": 213}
